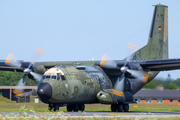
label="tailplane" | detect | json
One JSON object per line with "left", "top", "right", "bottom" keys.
{"left": 136, "top": 4, "right": 168, "bottom": 60}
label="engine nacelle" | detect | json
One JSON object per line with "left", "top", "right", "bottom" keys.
{"left": 32, "top": 65, "right": 46, "bottom": 75}
{"left": 97, "top": 90, "right": 134, "bottom": 104}
{"left": 125, "top": 63, "right": 142, "bottom": 79}
{"left": 28, "top": 65, "right": 46, "bottom": 80}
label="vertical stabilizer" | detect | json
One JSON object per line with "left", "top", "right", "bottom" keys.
{"left": 136, "top": 4, "right": 168, "bottom": 60}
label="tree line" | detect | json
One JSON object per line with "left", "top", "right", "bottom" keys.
{"left": 143, "top": 77, "right": 180, "bottom": 90}
{"left": 0, "top": 71, "right": 38, "bottom": 86}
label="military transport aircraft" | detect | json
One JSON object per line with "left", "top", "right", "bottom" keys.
{"left": 0, "top": 4, "right": 180, "bottom": 112}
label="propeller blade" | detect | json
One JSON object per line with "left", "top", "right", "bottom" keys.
{"left": 30, "top": 72, "right": 42, "bottom": 82}
{"left": 14, "top": 74, "right": 27, "bottom": 96}
{"left": 114, "top": 73, "right": 125, "bottom": 92}
{"left": 31, "top": 47, "right": 44, "bottom": 65}
{"left": 5, "top": 53, "right": 22, "bottom": 68}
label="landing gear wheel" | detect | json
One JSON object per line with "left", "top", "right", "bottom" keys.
{"left": 123, "top": 104, "right": 129, "bottom": 112}
{"left": 117, "top": 104, "right": 123, "bottom": 112}
{"left": 79, "top": 104, "right": 85, "bottom": 112}
{"left": 67, "top": 105, "right": 73, "bottom": 112}
{"left": 53, "top": 104, "right": 59, "bottom": 112}
{"left": 73, "top": 104, "right": 79, "bottom": 112}
{"left": 111, "top": 104, "right": 116, "bottom": 112}
{"left": 48, "top": 104, "right": 53, "bottom": 112}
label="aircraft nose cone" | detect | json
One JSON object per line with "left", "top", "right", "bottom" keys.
{"left": 37, "top": 83, "right": 52, "bottom": 102}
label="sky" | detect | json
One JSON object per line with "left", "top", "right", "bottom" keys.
{"left": 0, "top": 0, "right": 180, "bottom": 79}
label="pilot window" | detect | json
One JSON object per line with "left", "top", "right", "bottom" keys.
{"left": 57, "top": 73, "right": 66, "bottom": 80}
{"left": 61, "top": 75, "right": 66, "bottom": 80}
{"left": 42, "top": 76, "right": 46, "bottom": 79}
{"left": 57, "top": 73, "right": 61, "bottom": 80}
{"left": 51, "top": 76, "right": 57, "bottom": 80}
{"left": 46, "top": 76, "right": 51, "bottom": 79}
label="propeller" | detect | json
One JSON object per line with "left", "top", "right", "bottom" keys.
{"left": 5, "top": 47, "right": 44, "bottom": 97}
{"left": 99, "top": 44, "right": 146, "bottom": 92}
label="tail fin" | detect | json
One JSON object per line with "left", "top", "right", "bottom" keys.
{"left": 136, "top": 4, "right": 168, "bottom": 60}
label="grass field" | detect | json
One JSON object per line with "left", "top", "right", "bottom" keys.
{"left": 1, "top": 96, "right": 180, "bottom": 119}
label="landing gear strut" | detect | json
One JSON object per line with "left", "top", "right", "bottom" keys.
{"left": 48, "top": 104, "right": 53, "bottom": 111}
{"left": 111, "top": 104, "right": 129, "bottom": 112}
{"left": 53, "top": 104, "right": 59, "bottom": 112}
{"left": 67, "top": 104, "right": 85, "bottom": 112}
{"left": 48, "top": 104, "right": 59, "bottom": 112}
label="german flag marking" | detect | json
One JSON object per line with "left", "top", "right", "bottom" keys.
{"left": 159, "top": 26, "right": 161, "bottom": 30}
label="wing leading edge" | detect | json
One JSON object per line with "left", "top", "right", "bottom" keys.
{"left": 0, "top": 58, "right": 180, "bottom": 73}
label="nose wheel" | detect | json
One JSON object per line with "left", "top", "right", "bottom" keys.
{"left": 67, "top": 104, "right": 85, "bottom": 112}
{"left": 48, "top": 104, "right": 59, "bottom": 112}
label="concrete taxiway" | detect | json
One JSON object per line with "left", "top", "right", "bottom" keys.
{"left": 1, "top": 111, "right": 180, "bottom": 118}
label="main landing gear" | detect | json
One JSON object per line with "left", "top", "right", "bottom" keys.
{"left": 67, "top": 104, "right": 85, "bottom": 112}
{"left": 111, "top": 104, "right": 129, "bottom": 112}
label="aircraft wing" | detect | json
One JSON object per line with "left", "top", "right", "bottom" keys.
{"left": 0, "top": 60, "right": 97, "bottom": 72}
{"left": 138, "top": 58, "right": 180, "bottom": 71}
{"left": 95, "top": 58, "right": 180, "bottom": 72}
{"left": 0, "top": 58, "right": 180, "bottom": 73}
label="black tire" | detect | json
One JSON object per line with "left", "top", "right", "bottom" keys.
{"left": 53, "top": 104, "right": 59, "bottom": 112}
{"left": 123, "top": 104, "right": 129, "bottom": 112}
{"left": 67, "top": 105, "right": 72, "bottom": 112}
{"left": 79, "top": 104, "right": 85, "bottom": 112}
{"left": 117, "top": 104, "right": 123, "bottom": 112}
{"left": 48, "top": 104, "right": 53, "bottom": 112}
{"left": 73, "top": 104, "right": 79, "bottom": 112}
{"left": 111, "top": 104, "right": 116, "bottom": 112}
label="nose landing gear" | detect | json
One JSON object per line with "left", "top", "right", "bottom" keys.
{"left": 48, "top": 104, "right": 59, "bottom": 112}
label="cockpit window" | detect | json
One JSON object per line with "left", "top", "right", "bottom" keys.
{"left": 51, "top": 76, "right": 57, "bottom": 80}
{"left": 57, "top": 73, "right": 61, "bottom": 80}
{"left": 46, "top": 76, "right": 51, "bottom": 79}
{"left": 42, "top": 76, "right": 46, "bottom": 79}
{"left": 61, "top": 75, "right": 66, "bottom": 80}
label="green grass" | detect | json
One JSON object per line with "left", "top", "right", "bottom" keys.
{"left": 0, "top": 96, "right": 180, "bottom": 112}
{"left": 0, "top": 96, "right": 15, "bottom": 103}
